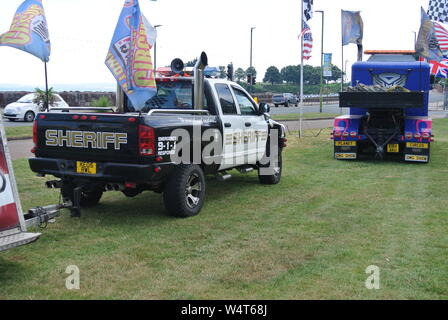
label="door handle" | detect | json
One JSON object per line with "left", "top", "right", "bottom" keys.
{"left": 245, "top": 122, "right": 252, "bottom": 127}
{"left": 224, "top": 123, "right": 231, "bottom": 128}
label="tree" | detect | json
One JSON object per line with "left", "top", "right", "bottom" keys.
{"left": 235, "top": 68, "right": 246, "bottom": 82}
{"left": 281, "top": 65, "right": 300, "bottom": 84}
{"left": 33, "top": 87, "right": 56, "bottom": 111}
{"left": 263, "top": 66, "right": 282, "bottom": 84}
{"left": 218, "top": 66, "right": 227, "bottom": 79}
{"left": 185, "top": 58, "right": 197, "bottom": 67}
{"left": 245, "top": 67, "right": 257, "bottom": 78}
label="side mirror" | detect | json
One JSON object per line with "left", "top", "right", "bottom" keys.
{"left": 258, "top": 103, "right": 270, "bottom": 115}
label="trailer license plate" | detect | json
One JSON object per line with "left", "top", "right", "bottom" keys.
{"left": 335, "top": 141, "right": 356, "bottom": 146}
{"left": 387, "top": 144, "right": 399, "bottom": 153}
{"left": 406, "top": 142, "right": 429, "bottom": 149}
{"left": 335, "top": 153, "right": 357, "bottom": 159}
{"left": 405, "top": 155, "right": 428, "bottom": 162}
{"left": 76, "top": 161, "right": 97, "bottom": 175}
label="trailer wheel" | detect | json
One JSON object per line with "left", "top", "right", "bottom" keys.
{"left": 163, "top": 164, "right": 206, "bottom": 218}
{"left": 79, "top": 190, "right": 103, "bottom": 207}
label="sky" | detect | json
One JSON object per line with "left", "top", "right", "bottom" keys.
{"left": 0, "top": 0, "right": 433, "bottom": 90}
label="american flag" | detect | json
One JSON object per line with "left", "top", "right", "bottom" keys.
{"left": 434, "top": 21, "right": 448, "bottom": 53}
{"left": 299, "top": 21, "right": 313, "bottom": 60}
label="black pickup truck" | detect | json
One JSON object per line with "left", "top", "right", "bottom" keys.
{"left": 29, "top": 56, "right": 286, "bottom": 218}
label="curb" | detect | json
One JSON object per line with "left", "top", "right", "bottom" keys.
{"left": 6, "top": 136, "right": 33, "bottom": 141}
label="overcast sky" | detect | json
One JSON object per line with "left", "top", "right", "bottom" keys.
{"left": 0, "top": 0, "right": 433, "bottom": 89}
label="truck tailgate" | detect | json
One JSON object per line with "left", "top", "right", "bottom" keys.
{"left": 34, "top": 113, "right": 140, "bottom": 163}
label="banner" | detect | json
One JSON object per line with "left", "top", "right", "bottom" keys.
{"left": 323, "top": 53, "right": 332, "bottom": 77}
{"left": 106, "top": 0, "right": 157, "bottom": 109}
{"left": 416, "top": 7, "right": 444, "bottom": 61}
{"left": 0, "top": 0, "right": 51, "bottom": 62}
{"left": 0, "top": 121, "right": 20, "bottom": 232}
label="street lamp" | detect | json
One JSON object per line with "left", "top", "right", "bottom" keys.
{"left": 154, "top": 24, "right": 162, "bottom": 71}
{"left": 412, "top": 31, "right": 417, "bottom": 45}
{"left": 250, "top": 27, "right": 256, "bottom": 69}
{"left": 249, "top": 27, "right": 256, "bottom": 87}
{"left": 316, "top": 10, "right": 324, "bottom": 113}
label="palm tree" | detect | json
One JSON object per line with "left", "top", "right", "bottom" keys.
{"left": 33, "top": 87, "right": 56, "bottom": 111}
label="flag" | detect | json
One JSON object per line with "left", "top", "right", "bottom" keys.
{"left": 303, "top": 0, "right": 313, "bottom": 22}
{"left": 299, "top": 21, "right": 313, "bottom": 60}
{"left": 434, "top": 21, "right": 448, "bottom": 54}
{"left": 341, "top": 10, "right": 363, "bottom": 46}
{"left": 428, "top": 0, "right": 448, "bottom": 24}
{"left": 0, "top": 0, "right": 51, "bottom": 62}
{"left": 429, "top": 58, "right": 448, "bottom": 78}
{"left": 105, "top": 0, "right": 157, "bottom": 109}
{"left": 416, "top": 7, "right": 444, "bottom": 61}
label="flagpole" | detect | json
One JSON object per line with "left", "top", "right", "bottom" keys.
{"left": 44, "top": 62, "right": 49, "bottom": 111}
{"left": 299, "top": 0, "right": 304, "bottom": 138}
{"left": 341, "top": 10, "right": 344, "bottom": 115}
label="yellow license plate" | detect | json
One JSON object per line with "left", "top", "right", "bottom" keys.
{"left": 406, "top": 142, "right": 429, "bottom": 149}
{"left": 387, "top": 144, "right": 399, "bottom": 153}
{"left": 335, "top": 153, "right": 357, "bottom": 159}
{"left": 405, "top": 155, "right": 428, "bottom": 162}
{"left": 335, "top": 141, "right": 357, "bottom": 147}
{"left": 76, "top": 161, "right": 97, "bottom": 175}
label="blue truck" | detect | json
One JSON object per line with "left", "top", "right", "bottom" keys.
{"left": 333, "top": 50, "right": 434, "bottom": 163}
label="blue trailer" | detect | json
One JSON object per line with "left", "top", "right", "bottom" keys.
{"left": 333, "top": 51, "right": 434, "bottom": 163}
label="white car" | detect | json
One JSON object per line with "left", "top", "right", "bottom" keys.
{"left": 3, "top": 93, "right": 69, "bottom": 122}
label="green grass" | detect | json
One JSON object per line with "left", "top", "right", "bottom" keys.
{"left": 4, "top": 126, "right": 32, "bottom": 140}
{"left": 1, "top": 119, "right": 447, "bottom": 299}
{"left": 271, "top": 112, "right": 338, "bottom": 121}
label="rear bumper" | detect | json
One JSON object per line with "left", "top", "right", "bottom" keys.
{"left": 29, "top": 157, "right": 172, "bottom": 183}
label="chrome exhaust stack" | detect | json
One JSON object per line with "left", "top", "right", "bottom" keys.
{"left": 194, "top": 52, "right": 208, "bottom": 110}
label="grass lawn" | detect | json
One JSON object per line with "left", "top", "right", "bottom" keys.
{"left": 4, "top": 125, "right": 33, "bottom": 140}
{"left": 271, "top": 112, "right": 338, "bottom": 121}
{"left": 0, "top": 119, "right": 447, "bottom": 299}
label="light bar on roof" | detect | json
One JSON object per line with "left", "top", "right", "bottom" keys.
{"left": 364, "top": 50, "right": 416, "bottom": 55}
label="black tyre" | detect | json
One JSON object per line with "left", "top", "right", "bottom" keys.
{"left": 8, "top": 118, "right": 17, "bottom": 122}
{"left": 258, "top": 148, "right": 282, "bottom": 185}
{"left": 274, "top": 104, "right": 279, "bottom": 108}
{"left": 24, "top": 111, "right": 35, "bottom": 122}
{"left": 163, "top": 164, "right": 206, "bottom": 218}
{"left": 79, "top": 190, "right": 103, "bottom": 207}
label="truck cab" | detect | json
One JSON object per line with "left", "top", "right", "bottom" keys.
{"left": 334, "top": 51, "right": 433, "bottom": 163}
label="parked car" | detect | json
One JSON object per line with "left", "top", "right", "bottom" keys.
{"left": 3, "top": 93, "right": 69, "bottom": 122}
{"left": 272, "top": 93, "right": 298, "bottom": 107}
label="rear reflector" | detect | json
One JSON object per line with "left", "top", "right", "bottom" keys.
{"left": 342, "top": 131, "right": 349, "bottom": 137}
{"left": 350, "top": 131, "right": 357, "bottom": 138}
{"left": 334, "top": 131, "right": 342, "bottom": 137}
{"left": 422, "top": 132, "right": 430, "bottom": 139}
{"left": 405, "top": 132, "right": 413, "bottom": 139}
{"left": 414, "top": 132, "right": 421, "bottom": 139}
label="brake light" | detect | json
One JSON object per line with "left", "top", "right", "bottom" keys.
{"left": 334, "top": 131, "right": 342, "bottom": 137}
{"left": 139, "top": 125, "right": 155, "bottom": 156}
{"left": 350, "top": 131, "right": 357, "bottom": 138}
{"left": 405, "top": 132, "right": 413, "bottom": 139}
{"left": 342, "top": 131, "right": 349, "bottom": 137}
{"left": 414, "top": 132, "right": 421, "bottom": 139}
{"left": 32, "top": 120, "right": 38, "bottom": 153}
{"left": 422, "top": 132, "right": 430, "bottom": 139}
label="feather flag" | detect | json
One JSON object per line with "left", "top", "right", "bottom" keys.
{"left": 106, "top": 0, "right": 157, "bottom": 109}
{"left": 0, "top": 0, "right": 51, "bottom": 62}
